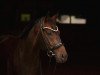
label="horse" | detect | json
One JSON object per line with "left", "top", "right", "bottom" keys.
{"left": 0, "top": 14, "right": 68, "bottom": 75}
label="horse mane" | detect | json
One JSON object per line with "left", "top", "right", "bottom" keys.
{"left": 19, "top": 18, "right": 41, "bottom": 39}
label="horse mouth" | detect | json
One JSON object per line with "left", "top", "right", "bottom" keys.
{"left": 55, "top": 54, "right": 68, "bottom": 63}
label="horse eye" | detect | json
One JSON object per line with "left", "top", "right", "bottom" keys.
{"left": 47, "top": 31, "right": 52, "bottom": 35}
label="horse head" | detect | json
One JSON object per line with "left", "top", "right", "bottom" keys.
{"left": 39, "top": 14, "right": 68, "bottom": 63}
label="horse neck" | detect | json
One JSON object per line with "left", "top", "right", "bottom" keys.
{"left": 26, "top": 23, "right": 41, "bottom": 48}
{"left": 17, "top": 23, "right": 41, "bottom": 75}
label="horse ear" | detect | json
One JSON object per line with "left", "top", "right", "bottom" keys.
{"left": 45, "top": 12, "right": 59, "bottom": 22}
{"left": 50, "top": 13, "right": 58, "bottom": 22}
{"left": 45, "top": 11, "right": 50, "bottom": 18}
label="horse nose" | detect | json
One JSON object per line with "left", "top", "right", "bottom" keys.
{"left": 61, "top": 54, "right": 68, "bottom": 62}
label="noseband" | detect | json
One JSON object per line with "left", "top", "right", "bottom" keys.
{"left": 40, "top": 17, "right": 63, "bottom": 57}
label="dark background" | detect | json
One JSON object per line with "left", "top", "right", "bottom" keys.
{"left": 0, "top": 0, "right": 100, "bottom": 75}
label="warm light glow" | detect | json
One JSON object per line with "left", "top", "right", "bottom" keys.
{"left": 71, "top": 16, "right": 86, "bottom": 24}
{"left": 21, "top": 14, "right": 31, "bottom": 22}
{"left": 57, "top": 15, "right": 86, "bottom": 25}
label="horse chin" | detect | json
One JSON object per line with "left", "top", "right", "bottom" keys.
{"left": 54, "top": 46, "right": 68, "bottom": 63}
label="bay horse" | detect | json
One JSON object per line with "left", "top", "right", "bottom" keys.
{"left": 0, "top": 14, "right": 68, "bottom": 75}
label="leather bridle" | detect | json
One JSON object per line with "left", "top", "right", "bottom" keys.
{"left": 40, "top": 17, "right": 63, "bottom": 57}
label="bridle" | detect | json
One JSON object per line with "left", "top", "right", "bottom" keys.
{"left": 35, "top": 17, "right": 63, "bottom": 75}
{"left": 40, "top": 17, "right": 63, "bottom": 57}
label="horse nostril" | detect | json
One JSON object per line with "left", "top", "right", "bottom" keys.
{"left": 62, "top": 54, "right": 65, "bottom": 59}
